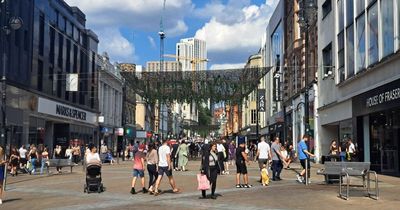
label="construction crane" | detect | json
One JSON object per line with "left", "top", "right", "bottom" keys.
{"left": 163, "top": 54, "right": 209, "bottom": 71}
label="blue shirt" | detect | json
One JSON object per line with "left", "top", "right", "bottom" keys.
{"left": 298, "top": 140, "right": 308, "bottom": 160}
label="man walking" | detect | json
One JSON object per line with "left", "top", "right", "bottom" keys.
{"left": 297, "top": 134, "right": 315, "bottom": 184}
{"left": 153, "top": 139, "right": 179, "bottom": 195}
{"left": 257, "top": 136, "right": 271, "bottom": 183}
{"left": 235, "top": 139, "right": 251, "bottom": 188}
{"left": 271, "top": 137, "right": 286, "bottom": 181}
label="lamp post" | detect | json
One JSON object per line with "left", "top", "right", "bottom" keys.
{"left": 1, "top": 0, "right": 23, "bottom": 149}
{"left": 298, "top": 0, "right": 317, "bottom": 186}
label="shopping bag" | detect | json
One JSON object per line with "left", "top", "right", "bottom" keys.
{"left": 197, "top": 174, "right": 210, "bottom": 190}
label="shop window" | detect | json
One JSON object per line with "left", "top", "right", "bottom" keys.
{"left": 381, "top": 0, "right": 394, "bottom": 57}
{"left": 367, "top": 2, "right": 378, "bottom": 65}
{"left": 356, "top": 13, "right": 366, "bottom": 71}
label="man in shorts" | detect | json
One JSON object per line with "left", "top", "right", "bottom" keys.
{"left": 235, "top": 139, "right": 251, "bottom": 188}
{"left": 257, "top": 136, "right": 271, "bottom": 182}
{"left": 130, "top": 144, "right": 147, "bottom": 194}
{"left": 153, "top": 139, "right": 179, "bottom": 195}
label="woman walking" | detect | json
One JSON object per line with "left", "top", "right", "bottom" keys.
{"left": 40, "top": 147, "right": 49, "bottom": 175}
{"left": 176, "top": 140, "right": 189, "bottom": 171}
{"left": 10, "top": 148, "right": 19, "bottom": 176}
{"left": 200, "top": 142, "right": 219, "bottom": 199}
{"left": 0, "top": 146, "right": 7, "bottom": 204}
{"left": 146, "top": 143, "right": 158, "bottom": 194}
{"left": 54, "top": 145, "right": 63, "bottom": 173}
{"left": 28, "top": 146, "right": 39, "bottom": 175}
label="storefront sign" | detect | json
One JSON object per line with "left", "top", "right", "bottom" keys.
{"left": 38, "top": 97, "right": 97, "bottom": 124}
{"left": 273, "top": 76, "right": 282, "bottom": 101}
{"left": 258, "top": 89, "right": 265, "bottom": 112}
{"left": 353, "top": 78, "right": 400, "bottom": 116}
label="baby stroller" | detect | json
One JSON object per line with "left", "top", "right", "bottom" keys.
{"left": 84, "top": 164, "right": 105, "bottom": 193}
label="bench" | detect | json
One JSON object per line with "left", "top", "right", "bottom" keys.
{"left": 47, "top": 159, "right": 76, "bottom": 174}
{"left": 317, "top": 161, "right": 379, "bottom": 200}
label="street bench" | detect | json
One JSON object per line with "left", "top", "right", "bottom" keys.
{"left": 317, "top": 161, "right": 379, "bottom": 200}
{"left": 47, "top": 159, "right": 76, "bottom": 174}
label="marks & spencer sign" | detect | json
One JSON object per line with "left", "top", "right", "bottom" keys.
{"left": 38, "top": 97, "right": 97, "bottom": 124}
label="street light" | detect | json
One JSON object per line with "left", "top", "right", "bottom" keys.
{"left": 298, "top": 0, "right": 317, "bottom": 186}
{"left": 1, "top": 0, "right": 23, "bottom": 150}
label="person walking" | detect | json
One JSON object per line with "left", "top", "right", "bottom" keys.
{"left": 0, "top": 146, "right": 7, "bottom": 204}
{"left": 40, "top": 147, "right": 49, "bottom": 175}
{"left": 271, "top": 137, "right": 287, "bottom": 181}
{"left": 19, "top": 145, "right": 28, "bottom": 173}
{"left": 257, "top": 136, "right": 271, "bottom": 183}
{"left": 72, "top": 143, "right": 81, "bottom": 164}
{"left": 297, "top": 135, "right": 315, "bottom": 184}
{"left": 146, "top": 143, "right": 158, "bottom": 194}
{"left": 216, "top": 140, "right": 226, "bottom": 175}
{"left": 235, "top": 139, "right": 251, "bottom": 188}
{"left": 153, "top": 139, "right": 179, "bottom": 196}
{"left": 171, "top": 142, "right": 179, "bottom": 171}
{"left": 200, "top": 142, "right": 219, "bottom": 199}
{"left": 176, "top": 140, "right": 189, "bottom": 171}
{"left": 9, "top": 148, "right": 19, "bottom": 176}
{"left": 130, "top": 144, "right": 147, "bottom": 194}
{"left": 28, "top": 146, "right": 39, "bottom": 175}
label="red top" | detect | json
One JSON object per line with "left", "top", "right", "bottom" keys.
{"left": 133, "top": 151, "right": 145, "bottom": 170}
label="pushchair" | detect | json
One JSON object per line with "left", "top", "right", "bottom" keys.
{"left": 84, "top": 164, "right": 105, "bottom": 193}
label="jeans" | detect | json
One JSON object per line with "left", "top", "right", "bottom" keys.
{"left": 272, "top": 160, "right": 283, "bottom": 179}
{"left": 40, "top": 158, "right": 48, "bottom": 174}
{"left": 31, "top": 158, "right": 37, "bottom": 174}
{"left": 147, "top": 164, "right": 158, "bottom": 188}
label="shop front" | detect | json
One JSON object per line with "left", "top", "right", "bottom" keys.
{"left": 353, "top": 78, "right": 400, "bottom": 176}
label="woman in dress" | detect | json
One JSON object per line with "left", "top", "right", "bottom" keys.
{"left": 10, "top": 147, "right": 19, "bottom": 176}
{"left": 176, "top": 140, "right": 189, "bottom": 171}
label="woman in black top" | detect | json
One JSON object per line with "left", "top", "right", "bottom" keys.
{"left": 28, "top": 147, "right": 38, "bottom": 175}
{"left": 200, "top": 142, "right": 219, "bottom": 199}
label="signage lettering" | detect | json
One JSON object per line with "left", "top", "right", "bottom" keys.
{"left": 258, "top": 89, "right": 266, "bottom": 112}
{"left": 366, "top": 87, "right": 400, "bottom": 108}
{"left": 56, "top": 105, "right": 87, "bottom": 121}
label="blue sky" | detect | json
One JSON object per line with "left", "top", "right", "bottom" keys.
{"left": 65, "top": 0, "right": 278, "bottom": 69}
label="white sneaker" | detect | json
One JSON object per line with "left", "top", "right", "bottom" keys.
{"left": 296, "top": 174, "right": 303, "bottom": 183}
{"left": 0, "top": 199, "right": 2, "bottom": 204}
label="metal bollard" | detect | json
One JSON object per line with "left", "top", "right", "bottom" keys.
{"left": 305, "top": 158, "right": 309, "bottom": 186}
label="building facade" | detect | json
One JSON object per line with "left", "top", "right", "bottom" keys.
{"left": 119, "top": 63, "right": 137, "bottom": 143}
{"left": 97, "top": 53, "right": 123, "bottom": 150}
{"left": 1, "top": 0, "right": 99, "bottom": 152}
{"left": 280, "top": 0, "right": 318, "bottom": 153}
{"left": 318, "top": 0, "right": 400, "bottom": 176}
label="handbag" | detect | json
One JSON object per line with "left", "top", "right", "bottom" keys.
{"left": 197, "top": 173, "right": 210, "bottom": 190}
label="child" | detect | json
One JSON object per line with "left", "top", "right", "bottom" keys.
{"left": 130, "top": 144, "right": 147, "bottom": 194}
{"left": 261, "top": 164, "right": 270, "bottom": 186}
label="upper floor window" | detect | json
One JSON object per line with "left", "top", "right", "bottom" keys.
{"left": 322, "top": 43, "right": 332, "bottom": 74}
{"left": 322, "top": 0, "right": 332, "bottom": 19}
{"left": 367, "top": 2, "right": 378, "bottom": 65}
{"left": 381, "top": 0, "right": 394, "bottom": 57}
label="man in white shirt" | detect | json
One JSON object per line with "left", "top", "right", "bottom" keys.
{"left": 153, "top": 139, "right": 179, "bottom": 195}
{"left": 216, "top": 141, "right": 226, "bottom": 174}
{"left": 19, "top": 145, "right": 28, "bottom": 169}
{"left": 257, "top": 137, "right": 271, "bottom": 181}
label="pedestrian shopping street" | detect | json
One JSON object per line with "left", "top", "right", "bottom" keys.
{"left": 3, "top": 160, "right": 400, "bottom": 210}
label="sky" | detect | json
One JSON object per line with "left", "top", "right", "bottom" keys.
{"left": 64, "top": 0, "right": 279, "bottom": 70}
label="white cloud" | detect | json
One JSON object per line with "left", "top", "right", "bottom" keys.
{"left": 148, "top": 36, "right": 157, "bottom": 49}
{"left": 195, "top": 0, "right": 278, "bottom": 64}
{"left": 65, "top": 0, "right": 192, "bottom": 36}
{"left": 210, "top": 63, "right": 245, "bottom": 70}
{"left": 97, "top": 28, "right": 136, "bottom": 63}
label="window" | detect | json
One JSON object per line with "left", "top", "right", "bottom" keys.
{"left": 356, "top": 14, "right": 366, "bottom": 71}
{"left": 322, "top": 0, "right": 332, "bottom": 18}
{"left": 367, "top": 2, "right": 378, "bottom": 65}
{"left": 356, "top": 0, "right": 365, "bottom": 15}
{"left": 346, "top": 25, "right": 354, "bottom": 77}
{"left": 322, "top": 43, "right": 332, "bottom": 74}
{"left": 381, "top": 0, "right": 394, "bottom": 57}
{"left": 38, "top": 60, "right": 43, "bottom": 91}
{"left": 58, "top": 33, "right": 64, "bottom": 68}
{"left": 24, "top": 30, "right": 29, "bottom": 51}
{"left": 337, "top": 31, "right": 345, "bottom": 82}
{"left": 338, "top": 0, "right": 344, "bottom": 31}
{"left": 346, "top": 0, "right": 354, "bottom": 26}
{"left": 49, "top": 27, "right": 55, "bottom": 64}
{"left": 39, "top": 13, "right": 45, "bottom": 56}
{"left": 251, "top": 109, "right": 257, "bottom": 124}
{"left": 66, "top": 40, "right": 71, "bottom": 72}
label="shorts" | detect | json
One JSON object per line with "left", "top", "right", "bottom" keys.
{"left": 158, "top": 166, "right": 173, "bottom": 177}
{"left": 258, "top": 158, "right": 268, "bottom": 169}
{"left": 236, "top": 162, "right": 247, "bottom": 174}
{"left": 133, "top": 169, "right": 145, "bottom": 178}
{"left": 20, "top": 158, "right": 27, "bottom": 165}
{"left": 300, "top": 159, "right": 310, "bottom": 170}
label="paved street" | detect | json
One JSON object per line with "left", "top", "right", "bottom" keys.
{"left": 2, "top": 160, "right": 400, "bottom": 210}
